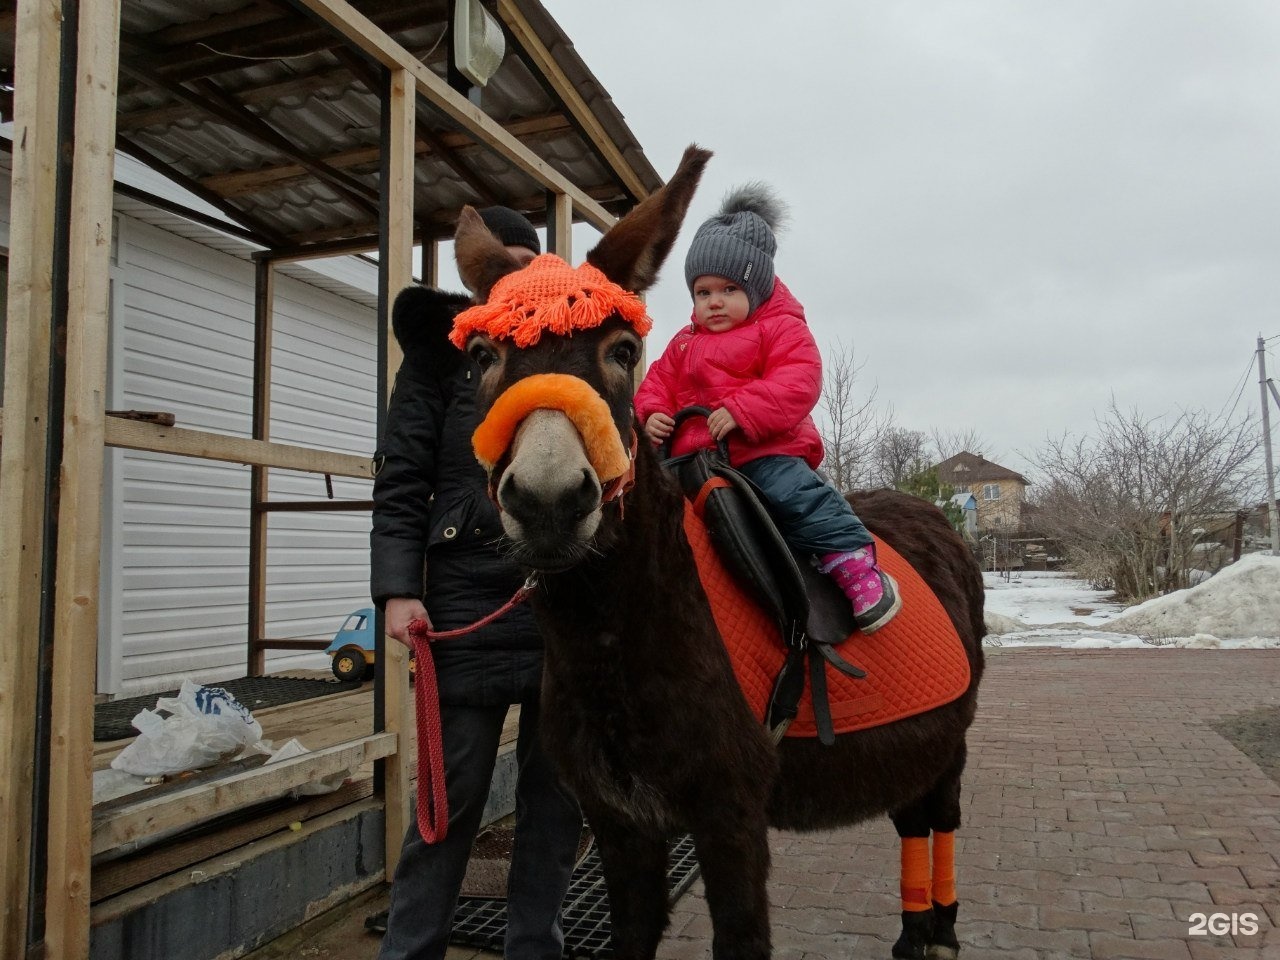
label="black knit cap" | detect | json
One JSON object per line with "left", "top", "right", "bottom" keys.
{"left": 477, "top": 206, "right": 540, "bottom": 255}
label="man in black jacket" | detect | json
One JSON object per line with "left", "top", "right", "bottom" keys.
{"left": 370, "top": 208, "right": 581, "bottom": 960}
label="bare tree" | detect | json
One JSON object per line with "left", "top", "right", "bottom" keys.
{"left": 874, "top": 426, "right": 931, "bottom": 489}
{"left": 930, "top": 427, "right": 995, "bottom": 464}
{"left": 1028, "top": 401, "right": 1262, "bottom": 601}
{"left": 817, "top": 339, "right": 895, "bottom": 492}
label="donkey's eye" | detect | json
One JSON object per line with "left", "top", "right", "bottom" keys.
{"left": 469, "top": 343, "right": 498, "bottom": 371}
{"left": 610, "top": 339, "right": 640, "bottom": 369}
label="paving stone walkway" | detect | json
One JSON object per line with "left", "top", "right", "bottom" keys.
{"left": 254, "top": 647, "right": 1280, "bottom": 960}
{"left": 660, "top": 648, "right": 1280, "bottom": 960}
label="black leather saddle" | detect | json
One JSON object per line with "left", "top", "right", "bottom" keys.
{"left": 658, "top": 407, "right": 866, "bottom": 744}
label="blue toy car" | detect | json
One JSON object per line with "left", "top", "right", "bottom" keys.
{"left": 325, "top": 608, "right": 415, "bottom": 682}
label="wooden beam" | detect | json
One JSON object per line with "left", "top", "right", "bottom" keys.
{"left": 546, "top": 191, "right": 572, "bottom": 259}
{"left": 103, "top": 418, "right": 373, "bottom": 479}
{"left": 148, "top": 0, "right": 438, "bottom": 86}
{"left": 0, "top": 0, "right": 64, "bottom": 952}
{"left": 45, "top": 0, "right": 121, "bottom": 954}
{"left": 276, "top": 181, "right": 628, "bottom": 252}
{"left": 255, "top": 499, "right": 374, "bottom": 512}
{"left": 249, "top": 638, "right": 332, "bottom": 651}
{"left": 295, "top": 0, "right": 617, "bottom": 231}
{"left": 496, "top": 0, "right": 649, "bottom": 202}
{"left": 91, "top": 781, "right": 374, "bottom": 904}
{"left": 247, "top": 260, "right": 274, "bottom": 678}
{"left": 118, "top": 64, "right": 359, "bottom": 132}
{"left": 195, "top": 113, "right": 572, "bottom": 199}
{"left": 116, "top": 37, "right": 452, "bottom": 132}
{"left": 422, "top": 240, "right": 440, "bottom": 288}
{"left": 414, "top": 108, "right": 501, "bottom": 207}
{"left": 380, "top": 66, "right": 415, "bottom": 882}
{"left": 116, "top": 135, "right": 289, "bottom": 247}
{"left": 111, "top": 182, "right": 264, "bottom": 247}
{"left": 117, "top": 61, "right": 380, "bottom": 217}
{"left": 90, "top": 734, "right": 397, "bottom": 856}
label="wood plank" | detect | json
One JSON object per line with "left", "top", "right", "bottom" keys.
{"left": 195, "top": 113, "right": 572, "bottom": 199}
{"left": 546, "top": 191, "right": 572, "bottom": 259}
{"left": 296, "top": 0, "right": 617, "bottom": 231}
{"left": 0, "top": 0, "right": 64, "bottom": 952}
{"left": 91, "top": 733, "right": 397, "bottom": 856}
{"left": 247, "top": 260, "right": 274, "bottom": 677}
{"left": 256, "top": 499, "right": 374, "bottom": 512}
{"left": 45, "top": 0, "right": 121, "bottom": 955}
{"left": 90, "top": 780, "right": 375, "bottom": 903}
{"left": 381, "top": 66, "right": 416, "bottom": 880}
{"left": 117, "top": 60, "right": 381, "bottom": 218}
{"left": 497, "top": 0, "right": 649, "bottom": 201}
{"left": 103, "top": 417, "right": 373, "bottom": 479}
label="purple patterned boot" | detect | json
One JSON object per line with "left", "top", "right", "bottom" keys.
{"left": 819, "top": 545, "right": 902, "bottom": 634}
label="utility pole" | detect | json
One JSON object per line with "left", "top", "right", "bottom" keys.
{"left": 1259, "top": 335, "right": 1280, "bottom": 555}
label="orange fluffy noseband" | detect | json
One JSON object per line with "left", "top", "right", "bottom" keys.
{"left": 473, "top": 374, "right": 631, "bottom": 482}
{"left": 449, "top": 255, "right": 652, "bottom": 349}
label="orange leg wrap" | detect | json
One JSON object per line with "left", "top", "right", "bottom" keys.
{"left": 932, "top": 831, "right": 957, "bottom": 906}
{"left": 899, "top": 837, "right": 932, "bottom": 912}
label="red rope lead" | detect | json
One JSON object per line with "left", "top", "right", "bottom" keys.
{"left": 405, "top": 576, "right": 537, "bottom": 844}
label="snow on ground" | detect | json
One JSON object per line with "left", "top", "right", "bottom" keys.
{"left": 982, "top": 553, "right": 1280, "bottom": 650}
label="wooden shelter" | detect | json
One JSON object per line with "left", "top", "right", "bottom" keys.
{"left": 0, "top": 1, "right": 661, "bottom": 957}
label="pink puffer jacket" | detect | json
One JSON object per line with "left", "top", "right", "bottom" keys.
{"left": 634, "top": 278, "right": 824, "bottom": 468}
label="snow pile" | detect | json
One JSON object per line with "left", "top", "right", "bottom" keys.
{"left": 984, "top": 610, "right": 1027, "bottom": 636}
{"left": 1100, "top": 552, "right": 1280, "bottom": 641}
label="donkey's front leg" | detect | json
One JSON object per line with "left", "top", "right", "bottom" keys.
{"left": 592, "top": 818, "right": 671, "bottom": 960}
{"left": 690, "top": 800, "right": 772, "bottom": 960}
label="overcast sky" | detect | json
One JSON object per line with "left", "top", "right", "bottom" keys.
{"left": 542, "top": 0, "right": 1280, "bottom": 475}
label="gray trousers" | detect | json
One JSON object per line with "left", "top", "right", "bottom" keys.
{"left": 378, "top": 655, "right": 581, "bottom": 960}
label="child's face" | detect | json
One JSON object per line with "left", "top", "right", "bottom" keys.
{"left": 691, "top": 275, "right": 752, "bottom": 333}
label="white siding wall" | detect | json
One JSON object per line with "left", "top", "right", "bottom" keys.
{"left": 109, "top": 218, "right": 377, "bottom": 696}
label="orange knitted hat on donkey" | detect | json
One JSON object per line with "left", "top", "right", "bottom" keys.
{"left": 449, "top": 254, "right": 652, "bottom": 349}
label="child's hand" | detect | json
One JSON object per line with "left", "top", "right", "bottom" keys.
{"left": 707, "top": 407, "right": 738, "bottom": 440}
{"left": 645, "top": 412, "right": 676, "bottom": 444}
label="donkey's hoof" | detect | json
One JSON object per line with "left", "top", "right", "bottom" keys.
{"left": 926, "top": 900, "right": 960, "bottom": 959}
{"left": 891, "top": 909, "right": 934, "bottom": 960}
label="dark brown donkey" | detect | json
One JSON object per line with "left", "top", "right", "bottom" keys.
{"left": 444, "top": 146, "right": 985, "bottom": 960}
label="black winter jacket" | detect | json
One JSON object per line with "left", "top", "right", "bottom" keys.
{"left": 370, "top": 287, "right": 539, "bottom": 653}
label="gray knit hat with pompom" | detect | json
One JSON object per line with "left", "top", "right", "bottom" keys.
{"left": 684, "top": 183, "right": 788, "bottom": 313}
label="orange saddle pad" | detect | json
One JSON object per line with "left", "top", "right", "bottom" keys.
{"left": 683, "top": 503, "right": 971, "bottom": 738}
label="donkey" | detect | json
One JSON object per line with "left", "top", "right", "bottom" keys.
{"left": 444, "top": 146, "right": 985, "bottom": 960}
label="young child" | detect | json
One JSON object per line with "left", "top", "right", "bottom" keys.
{"left": 634, "top": 186, "right": 901, "bottom": 634}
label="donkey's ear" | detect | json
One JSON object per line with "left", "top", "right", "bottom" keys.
{"left": 586, "top": 144, "right": 712, "bottom": 294}
{"left": 455, "top": 205, "right": 525, "bottom": 302}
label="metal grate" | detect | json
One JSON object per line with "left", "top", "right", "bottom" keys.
{"left": 450, "top": 833, "right": 701, "bottom": 958}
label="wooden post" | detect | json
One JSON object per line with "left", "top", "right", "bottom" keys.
{"left": 0, "top": 0, "right": 66, "bottom": 953}
{"left": 247, "top": 258, "right": 275, "bottom": 676}
{"left": 379, "top": 66, "right": 415, "bottom": 878}
{"left": 44, "top": 0, "right": 121, "bottom": 955}
{"left": 422, "top": 239, "right": 440, "bottom": 289}
{"left": 546, "top": 190, "right": 572, "bottom": 259}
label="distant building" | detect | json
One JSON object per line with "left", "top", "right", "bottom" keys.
{"left": 935, "top": 451, "right": 1029, "bottom": 532}
{"left": 940, "top": 491, "right": 978, "bottom": 538}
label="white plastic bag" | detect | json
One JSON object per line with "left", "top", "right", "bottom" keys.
{"left": 110, "top": 680, "right": 265, "bottom": 777}
{"left": 265, "top": 738, "right": 350, "bottom": 797}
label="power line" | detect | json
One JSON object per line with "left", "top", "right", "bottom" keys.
{"left": 1220, "top": 350, "right": 1256, "bottom": 420}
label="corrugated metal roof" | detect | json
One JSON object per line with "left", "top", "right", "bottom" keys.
{"left": 22, "top": 0, "right": 665, "bottom": 254}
